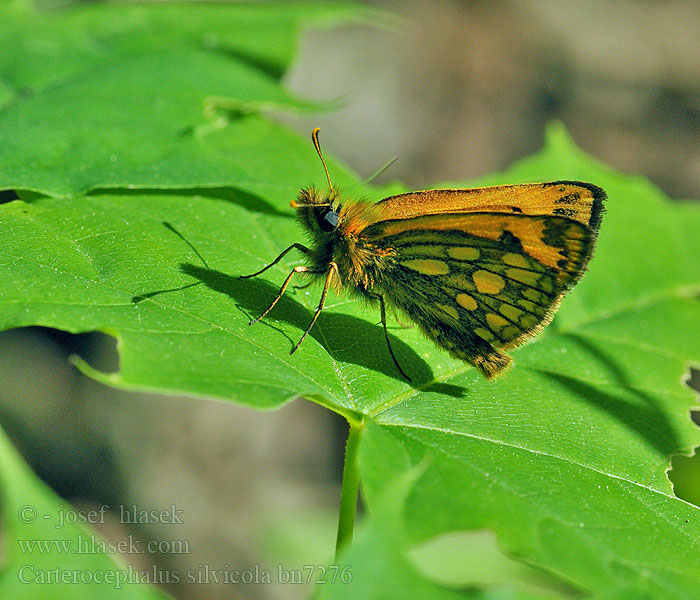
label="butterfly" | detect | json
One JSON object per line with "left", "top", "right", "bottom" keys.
{"left": 241, "top": 128, "right": 606, "bottom": 381}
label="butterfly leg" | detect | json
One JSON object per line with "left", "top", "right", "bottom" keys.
{"left": 248, "top": 265, "right": 322, "bottom": 326}
{"left": 368, "top": 292, "right": 411, "bottom": 382}
{"left": 239, "top": 243, "right": 310, "bottom": 279}
{"left": 290, "top": 262, "right": 339, "bottom": 354}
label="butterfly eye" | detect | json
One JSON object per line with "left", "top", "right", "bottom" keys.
{"left": 319, "top": 208, "right": 340, "bottom": 232}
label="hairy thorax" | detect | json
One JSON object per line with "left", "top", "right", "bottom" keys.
{"left": 331, "top": 200, "right": 395, "bottom": 294}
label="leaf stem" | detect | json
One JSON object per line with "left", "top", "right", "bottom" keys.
{"left": 335, "top": 418, "right": 364, "bottom": 559}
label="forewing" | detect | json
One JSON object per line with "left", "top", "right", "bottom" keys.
{"left": 374, "top": 181, "right": 604, "bottom": 231}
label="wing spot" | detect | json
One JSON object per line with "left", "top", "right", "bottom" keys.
{"left": 456, "top": 293, "right": 478, "bottom": 311}
{"left": 523, "top": 288, "right": 545, "bottom": 303}
{"left": 521, "top": 314, "right": 539, "bottom": 328}
{"left": 437, "top": 303, "right": 459, "bottom": 320}
{"left": 474, "top": 327, "right": 495, "bottom": 342}
{"left": 555, "top": 192, "right": 581, "bottom": 204}
{"left": 499, "top": 303, "right": 523, "bottom": 322}
{"left": 401, "top": 259, "right": 449, "bottom": 275}
{"left": 505, "top": 267, "right": 540, "bottom": 286}
{"left": 519, "top": 299, "right": 538, "bottom": 312}
{"left": 500, "top": 325, "right": 521, "bottom": 340}
{"left": 502, "top": 252, "right": 530, "bottom": 268}
{"left": 448, "top": 246, "right": 480, "bottom": 260}
{"left": 567, "top": 224, "right": 586, "bottom": 239}
{"left": 486, "top": 313, "right": 508, "bottom": 331}
{"left": 473, "top": 270, "right": 505, "bottom": 294}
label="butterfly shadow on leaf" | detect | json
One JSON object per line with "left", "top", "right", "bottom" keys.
{"left": 538, "top": 333, "right": 683, "bottom": 460}
{"left": 176, "top": 263, "right": 464, "bottom": 395}
{"left": 91, "top": 187, "right": 293, "bottom": 219}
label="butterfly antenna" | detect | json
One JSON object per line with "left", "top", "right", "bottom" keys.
{"left": 360, "top": 157, "right": 397, "bottom": 186}
{"left": 312, "top": 127, "right": 333, "bottom": 192}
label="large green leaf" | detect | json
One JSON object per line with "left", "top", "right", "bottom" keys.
{"left": 1, "top": 2, "right": 699, "bottom": 596}
{"left": 0, "top": 423, "right": 171, "bottom": 598}
{"left": 0, "top": 1, "right": 378, "bottom": 198}
{"left": 1, "top": 121, "right": 699, "bottom": 597}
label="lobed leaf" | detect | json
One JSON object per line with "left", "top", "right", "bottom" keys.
{"left": 0, "top": 2, "right": 698, "bottom": 597}
{"left": 0, "top": 1, "right": 380, "bottom": 198}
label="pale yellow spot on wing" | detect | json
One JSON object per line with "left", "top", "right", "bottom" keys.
{"left": 401, "top": 259, "right": 449, "bottom": 275}
{"left": 523, "top": 288, "right": 544, "bottom": 302}
{"left": 503, "top": 252, "right": 530, "bottom": 268}
{"left": 499, "top": 304, "right": 523, "bottom": 322}
{"left": 448, "top": 246, "right": 480, "bottom": 260}
{"left": 519, "top": 299, "right": 538, "bottom": 312}
{"left": 567, "top": 224, "right": 585, "bottom": 239}
{"left": 401, "top": 245, "right": 446, "bottom": 258}
{"left": 486, "top": 313, "right": 508, "bottom": 331}
{"left": 501, "top": 325, "right": 521, "bottom": 341}
{"left": 456, "top": 293, "right": 478, "bottom": 311}
{"left": 521, "top": 314, "right": 539, "bottom": 329}
{"left": 540, "top": 277, "right": 554, "bottom": 293}
{"left": 474, "top": 328, "right": 494, "bottom": 342}
{"left": 505, "top": 268, "right": 539, "bottom": 287}
{"left": 437, "top": 304, "right": 459, "bottom": 320}
{"left": 473, "top": 270, "right": 505, "bottom": 294}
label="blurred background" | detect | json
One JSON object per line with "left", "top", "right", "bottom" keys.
{"left": 1, "top": 1, "right": 699, "bottom": 599}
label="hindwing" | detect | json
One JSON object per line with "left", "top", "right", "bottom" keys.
{"left": 361, "top": 183, "right": 605, "bottom": 378}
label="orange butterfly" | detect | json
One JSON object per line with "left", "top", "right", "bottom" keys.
{"left": 242, "top": 129, "right": 605, "bottom": 381}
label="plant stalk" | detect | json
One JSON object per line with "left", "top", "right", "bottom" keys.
{"left": 335, "top": 418, "right": 364, "bottom": 559}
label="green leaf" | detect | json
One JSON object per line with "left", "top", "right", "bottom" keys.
{"left": 2, "top": 122, "right": 698, "bottom": 597}
{"left": 0, "top": 1, "right": 379, "bottom": 198}
{"left": 1, "top": 3, "right": 699, "bottom": 597}
{"left": 0, "top": 423, "right": 171, "bottom": 598}
{"left": 320, "top": 459, "right": 633, "bottom": 599}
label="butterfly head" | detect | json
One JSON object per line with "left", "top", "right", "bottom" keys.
{"left": 291, "top": 128, "right": 346, "bottom": 238}
{"left": 291, "top": 186, "right": 343, "bottom": 237}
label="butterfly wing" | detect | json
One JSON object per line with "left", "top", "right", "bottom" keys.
{"left": 374, "top": 181, "right": 603, "bottom": 229}
{"left": 362, "top": 182, "right": 605, "bottom": 378}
